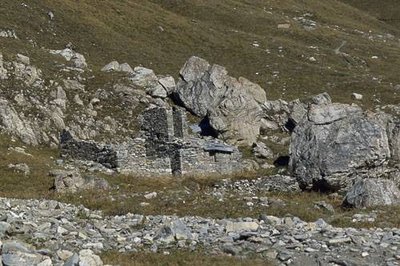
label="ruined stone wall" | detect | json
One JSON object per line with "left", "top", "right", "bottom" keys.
{"left": 112, "top": 138, "right": 175, "bottom": 176}
{"left": 140, "top": 108, "right": 171, "bottom": 141}
{"left": 179, "top": 138, "right": 243, "bottom": 175}
{"left": 60, "top": 130, "right": 118, "bottom": 168}
{"left": 60, "top": 107, "right": 245, "bottom": 176}
{"left": 173, "top": 107, "right": 186, "bottom": 138}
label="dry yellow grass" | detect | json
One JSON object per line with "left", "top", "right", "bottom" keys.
{"left": 101, "top": 250, "right": 270, "bottom": 266}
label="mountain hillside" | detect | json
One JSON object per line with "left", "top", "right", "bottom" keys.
{"left": 340, "top": 0, "right": 400, "bottom": 27}
{"left": 1, "top": 0, "right": 399, "bottom": 106}
{"left": 1, "top": 1, "right": 400, "bottom": 265}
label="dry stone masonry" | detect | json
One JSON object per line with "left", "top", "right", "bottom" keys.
{"left": 61, "top": 106, "right": 245, "bottom": 176}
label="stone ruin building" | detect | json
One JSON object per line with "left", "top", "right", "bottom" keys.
{"left": 60, "top": 107, "right": 244, "bottom": 176}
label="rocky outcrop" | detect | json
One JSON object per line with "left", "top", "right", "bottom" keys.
{"left": 49, "top": 48, "right": 87, "bottom": 69}
{"left": 0, "top": 52, "right": 156, "bottom": 146}
{"left": 289, "top": 100, "right": 393, "bottom": 192}
{"left": 0, "top": 98, "right": 39, "bottom": 145}
{"left": 175, "top": 56, "right": 266, "bottom": 145}
{"left": 343, "top": 178, "right": 400, "bottom": 208}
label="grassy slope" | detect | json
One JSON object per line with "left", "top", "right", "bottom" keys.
{"left": 0, "top": 0, "right": 399, "bottom": 107}
{"left": 340, "top": 0, "right": 400, "bottom": 27}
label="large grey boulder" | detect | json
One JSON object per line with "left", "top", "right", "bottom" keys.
{"left": 289, "top": 102, "right": 391, "bottom": 192}
{"left": 388, "top": 122, "right": 400, "bottom": 162}
{"left": 343, "top": 178, "right": 400, "bottom": 208}
{"left": 176, "top": 56, "right": 266, "bottom": 145}
{"left": 51, "top": 169, "right": 109, "bottom": 193}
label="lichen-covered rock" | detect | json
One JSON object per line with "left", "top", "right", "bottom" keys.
{"left": 289, "top": 102, "right": 391, "bottom": 192}
{"left": 225, "top": 221, "right": 259, "bottom": 232}
{"left": 343, "top": 178, "right": 400, "bottom": 208}
{"left": 176, "top": 56, "right": 266, "bottom": 145}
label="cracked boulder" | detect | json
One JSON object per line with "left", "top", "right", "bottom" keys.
{"left": 175, "top": 56, "right": 266, "bottom": 145}
{"left": 289, "top": 102, "right": 392, "bottom": 192}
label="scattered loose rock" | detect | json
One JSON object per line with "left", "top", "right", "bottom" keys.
{"left": 0, "top": 197, "right": 398, "bottom": 266}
